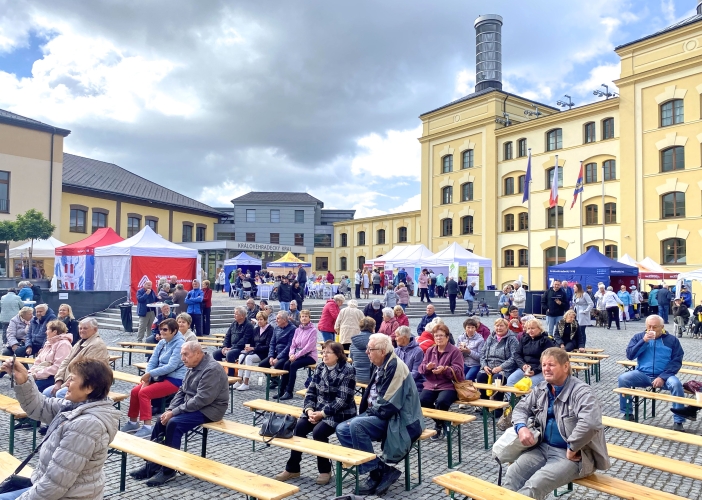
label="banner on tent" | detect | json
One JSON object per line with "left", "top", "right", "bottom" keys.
{"left": 448, "top": 262, "right": 459, "bottom": 280}
{"left": 55, "top": 255, "right": 93, "bottom": 291}
{"left": 130, "top": 256, "right": 196, "bottom": 298}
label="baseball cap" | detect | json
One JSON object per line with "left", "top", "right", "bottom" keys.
{"left": 372, "top": 300, "right": 381, "bottom": 310}
{"left": 629, "top": 285, "right": 637, "bottom": 290}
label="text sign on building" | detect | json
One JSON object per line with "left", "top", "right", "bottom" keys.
{"left": 231, "top": 242, "right": 307, "bottom": 253}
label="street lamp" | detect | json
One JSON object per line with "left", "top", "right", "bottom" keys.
{"left": 593, "top": 84, "right": 618, "bottom": 99}
{"left": 557, "top": 95, "right": 575, "bottom": 110}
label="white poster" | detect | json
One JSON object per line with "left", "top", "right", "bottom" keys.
{"left": 448, "top": 261, "right": 459, "bottom": 280}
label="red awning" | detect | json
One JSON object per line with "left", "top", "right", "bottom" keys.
{"left": 55, "top": 227, "right": 124, "bottom": 256}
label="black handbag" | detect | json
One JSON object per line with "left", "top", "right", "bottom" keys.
{"left": 258, "top": 412, "right": 296, "bottom": 443}
{"left": 0, "top": 437, "right": 42, "bottom": 493}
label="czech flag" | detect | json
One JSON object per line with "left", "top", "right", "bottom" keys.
{"left": 571, "top": 161, "right": 584, "bottom": 209}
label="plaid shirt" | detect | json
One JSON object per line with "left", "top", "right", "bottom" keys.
{"left": 303, "top": 361, "right": 357, "bottom": 427}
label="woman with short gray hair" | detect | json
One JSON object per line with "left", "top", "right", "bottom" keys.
{"left": 378, "top": 307, "right": 400, "bottom": 346}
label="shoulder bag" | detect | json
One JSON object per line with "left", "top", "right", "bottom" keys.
{"left": 259, "top": 412, "right": 297, "bottom": 444}
{"left": 0, "top": 438, "right": 43, "bottom": 493}
{"left": 450, "top": 368, "right": 480, "bottom": 402}
{"left": 492, "top": 417, "right": 541, "bottom": 465}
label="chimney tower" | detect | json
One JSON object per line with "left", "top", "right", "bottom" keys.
{"left": 474, "top": 14, "right": 503, "bottom": 92}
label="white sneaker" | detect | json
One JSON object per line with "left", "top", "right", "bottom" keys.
{"left": 232, "top": 382, "right": 242, "bottom": 389}
{"left": 236, "top": 384, "right": 250, "bottom": 391}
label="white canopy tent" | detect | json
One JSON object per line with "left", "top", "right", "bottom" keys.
{"left": 418, "top": 242, "right": 493, "bottom": 286}
{"left": 365, "top": 245, "right": 416, "bottom": 267}
{"left": 367, "top": 244, "right": 435, "bottom": 268}
{"left": 10, "top": 237, "right": 66, "bottom": 258}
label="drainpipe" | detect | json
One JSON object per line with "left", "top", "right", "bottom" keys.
{"left": 49, "top": 127, "right": 56, "bottom": 222}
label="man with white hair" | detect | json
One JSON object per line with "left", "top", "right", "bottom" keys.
{"left": 25, "top": 304, "right": 57, "bottom": 356}
{"left": 336, "top": 333, "right": 425, "bottom": 496}
{"left": 512, "top": 281, "right": 526, "bottom": 317}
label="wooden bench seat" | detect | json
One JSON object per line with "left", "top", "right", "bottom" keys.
{"left": 108, "top": 347, "right": 154, "bottom": 366}
{"left": 219, "top": 362, "right": 287, "bottom": 400}
{"left": 617, "top": 359, "right": 702, "bottom": 376}
{"left": 0, "top": 451, "right": 33, "bottom": 482}
{"left": 433, "top": 470, "right": 531, "bottom": 499}
{"left": 575, "top": 472, "right": 687, "bottom": 500}
{"left": 613, "top": 387, "right": 702, "bottom": 422}
{"left": 111, "top": 370, "right": 142, "bottom": 385}
{"left": 568, "top": 352, "right": 610, "bottom": 359}
{"left": 109, "top": 431, "right": 298, "bottom": 499}
{"left": 607, "top": 443, "right": 702, "bottom": 481}
{"left": 602, "top": 415, "right": 702, "bottom": 446}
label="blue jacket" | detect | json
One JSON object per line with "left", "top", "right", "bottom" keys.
{"left": 648, "top": 289, "right": 658, "bottom": 306}
{"left": 416, "top": 313, "right": 437, "bottom": 335}
{"left": 267, "top": 322, "right": 296, "bottom": 360}
{"left": 626, "top": 331, "right": 683, "bottom": 381}
{"left": 185, "top": 288, "right": 204, "bottom": 314}
{"left": 136, "top": 288, "right": 157, "bottom": 317}
{"left": 617, "top": 291, "right": 631, "bottom": 307}
{"left": 349, "top": 330, "right": 373, "bottom": 384}
{"left": 26, "top": 308, "right": 57, "bottom": 347}
{"left": 18, "top": 288, "right": 34, "bottom": 302}
{"left": 147, "top": 332, "right": 186, "bottom": 382}
{"left": 680, "top": 291, "right": 692, "bottom": 308}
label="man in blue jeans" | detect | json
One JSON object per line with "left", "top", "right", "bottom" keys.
{"left": 657, "top": 284, "right": 672, "bottom": 324}
{"left": 541, "top": 281, "right": 568, "bottom": 338}
{"left": 617, "top": 315, "right": 686, "bottom": 431}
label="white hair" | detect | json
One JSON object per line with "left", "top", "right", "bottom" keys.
{"left": 427, "top": 317, "right": 444, "bottom": 330}
{"left": 368, "top": 333, "right": 394, "bottom": 354}
{"left": 181, "top": 341, "right": 203, "bottom": 353}
{"left": 395, "top": 326, "right": 412, "bottom": 339}
{"left": 79, "top": 317, "right": 99, "bottom": 329}
{"left": 277, "top": 310, "right": 289, "bottom": 321}
{"left": 382, "top": 307, "right": 394, "bottom": 319}
{"left": 334, "top": 294, "right": 346, "bottom": 303}
{"left": 348, "top": 300, "right": 359, "bottom": 308}
{"left": 646, "top": 314, "right": 664, "bottom": 326}
{"left": 234, "top": 306, "right": 247, "bottom": 317}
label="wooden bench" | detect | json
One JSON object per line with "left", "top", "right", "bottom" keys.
{"left": 219, "top": 362, "right": 288, "bottom": 400}
{"left": 607, "top": 443, "right": 702, "bottom": 481}
{"left": 472, "top": 382, "right": 530, "bottom": 408}
{"left": 602, "top": 415, "right": 702, "bottom": 446}
{"left": 108, "top": 347, "right": 154, "bottom": 366}
{"left": 0, "top": 451, "right": 33, "bottom": 482}
{"left": 613, "top": 387, "right": 702, "bottom": 422}
{"left": 575, "top": 473, "right": 687, "bottom": 500}
{"left": 109, "top": 431, "right": 298, "bottom": 499}
{"left": 618, "top": 359, "right": 702, "bottom": 376}
{"left": 433, "top": 470, "right": 531, "bottom": 499}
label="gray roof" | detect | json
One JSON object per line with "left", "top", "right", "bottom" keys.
{"left": 421, "top": 88, "right": 559, "bottom": 117}
{"left": 231, "top": 192, "right": 324, "bottom": 206}
{"left": 616, "top": 12, "right": 702, "bottom": 49}
{"left": 62, "top": 153, "right": 225, "bottom": 217}
{"left": 0, "top": 108, "right": 71, "bottom": 136}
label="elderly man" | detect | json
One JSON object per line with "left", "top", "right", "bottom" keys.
{"left": 185, "top": 279, "right": 204, "bottom": 336}
{"left": 464, "top": 280, "right": 477, "bottom": 315}
{"left": 336, "top": 333, "right": 424, "bottom": 496}
{"left": 149, "top": 304, "right": 176, "bottom": 340}
{"left": 130, "top": 341, "right": 229, "bottom": 486}
{"left": 245, "top": 298, "right": 260, "bottom": 324}
{"left": 363, "top": 300, "right": 383, "bottom": 333}
{"left": 504, "top": 348, "right": 610, "bottom": 499}
{"left": 168, "top": 275, "right": 179, "bottom": 293}
{"left": 541, "top": 280, "right": 568, "bottom": 338}
{"left": 213, "top": 306, "right": 254, "bottom": 375}
{"left": 394, "top": 326, "right": 425, "bottom": 391}
{"left": 618, "top": 314, "right": 686, "bottom": 430}
{"left": 136, "top": 280, "right": 158, "bottom": 341}
{"left": 416, "top": 304, "right": 437, "bottom": 336}
{"left": 512, "top": 281, "right": 526, "bottom": 317}
{"left": 259, "top": 311, "right": 296, "bottom": 390}
{"left": 658, "top": 284, "right": 672, "bottom": 324}
{"left": 25, "top": 304, "right": 57, "bottom": 356}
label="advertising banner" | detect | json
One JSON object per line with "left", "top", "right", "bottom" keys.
{"left": 130, "top": 256, "right": 196, "bottom": 298}
{"left": 448, "top": 262, "right": 459, "bottom": 281}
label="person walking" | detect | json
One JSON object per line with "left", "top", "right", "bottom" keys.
{"left": 572, "top": 283, "right": 594, "bottom": 348}
{"left": 418, "top": 269, "right": 431, "bottom": 303}
{"left": 464, "top": 280, "right": 476, "bottom": 315}
{"left": 136, "top": 281, "right": 158, "bottom": 342}
{"left": 446, "top": 277, "right": 459, "bottom": 314}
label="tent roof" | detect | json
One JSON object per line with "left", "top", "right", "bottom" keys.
{"left": 420, "top": 242, "right": 492, "bottom": 267}
{"left": 223, "top": 252, "right": 262, "bottom": 266}
{"left": 10, "top": 237, "right": 66, "bottom": 259}
{"left": 369, "top": 244, "right": 435, "bottom": 267}
{"left": 267, "top": 251, "right": 311, "bottom": 268}
{"left": 548, "top": 247, "right": 639, "bottom": 276}
{"left": 94, "top": 226, "right": 197, "bottom": 258}
{"left": 618, "top": 254, "right": 639, "bottom": 267}
{"left": 55, "top": 228, "right": 124, "bottom": 256}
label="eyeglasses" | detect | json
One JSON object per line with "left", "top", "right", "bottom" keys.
{"left": 366, "top": 348, "right": 382, "bottom": 352}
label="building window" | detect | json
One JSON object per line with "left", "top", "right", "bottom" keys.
{"left": 518, "top": 212, "right": 528, "bottom": 231}
{"left": 544, "top": 246, "right": 566, "bottom": 267}
{"left": 585, "top": 162, "right": 597, "bottom": 184}
{"left": 461, "top": 216, "right": 473, "bottom": 235}
{"left": 357, "top": 256, "right": 366, "bottom": 269}
{"left": 314, "top": 234, "right": 332, "bottom": 247}
{"left": 547, "top": 207, "right": 564, "bottom": 228}
{"left": 146, "top": 218, "right": 157, "bottom": 232}
{"left": 69, "top": 209, "right": 87, "bottom": 233}
{"left": 462, "top": 150, "right": 474, "bottom": 169}
{"left": 377, "top": 229, "right": 386, "bottom": 244}
{"left": 398, "top": 226, "right": 407, "bottom": 243}
{"left": 442, "top": 186, "right": 453, "bottom": 204}
{"left": 504, "top": 214, "right": 514, "bottom": 232}
{"left": 602, "top": 118, "right": 614, "bottom": 140}
{"left": 270, "top": 209, "right": 280, "bottom": 223}
{"left": 0, "top": 171, "right": 9, "bottom": 213}
{"left": 546, "top": 166, "right": 563, "bottom": 189}
{"left": 603, "top": 160, "right": 616, "bottom": 181}
{"left": 604, "top": 203, "right": 616, "bottom": 224}
{"left": 357, "top": 231, "right": 366, "bottom": 246}
{"left": 92, "top": 212, "right": 107, "bottom": 233}
{"left": 661, "top": 99, "right": 684, "bottom": 127}
{"left": 661, "top": 146, "right": 684, "bottom": 172}
{"left": 504, "top": 177, "right": 514, "bottom": 195}
{"left": 584, "top": 122, "right": 595, "bottom": 143}
{"left": 504, "top": 250, "right": 514, "bottom": 267}
{"left": 518, "top": 249, "right": 529, "bottom": 267}
{"left": 442, "top": 155, "right": 453, "bottom": 173}
{"left": 504, "top": 141, "right": 513, "bottom": 160}
{"left": 662, "top": 238, "right": 686, "bottom": 264}
{"left": 605, "top": 245, "right": 618, "bottom": 259}
{"left": 585, "top": 205, "right": 598, "bottom": 225}
{"left": 546, "top": 128, "right": 562, "bottom": 151}
{"left": 270, "top": 233, "right": 280, "bottom": 244}
{"left": 316, "top": 257, "right": 329, "bottom": 271}
{"left": 182, "top": 225, "right": 194, "bottom": 242}
{"left": 340, "top": 257, "right": 348, "bottom": 271}
{"left": 246, "top": 209, "right": 255, "bottom": 222}
{"left": 340, "top": 233, "right": 348, "bottom": 247}
{"left": 461, "top": 182, "right": 473, "bottom": 202}
{"left": 441, "top": 218, "right": 453, "bottom": 236}
{"left": 517, "top": 139, "right": 527, "bottom": 158}
{"left": 127, "top": 217, "right": 140, "bottom": 238}
{"left": 661, "top": 192, "right": 685, "bottom": 218}
{"left": 518, "top": 175, "right": 525, "bottom": 194}
{"left": 295, "top": 210, "right": 304, "bottom": 223}
{"left": 196, "top": 226, "right": 206, "bottom": 241}
{"left": 294, "top": 233, "right": 304, "bottom": 246}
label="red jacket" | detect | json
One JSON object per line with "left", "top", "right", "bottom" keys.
{"left": 203, "top": 288, "right": 213, "bottom": 308}
{"left": 477, "top": 324, "right": 491, "bottom": 340}
{"left": 378, "top": 318, "right": 400, "bottom": 340}
{"left": 417, "top": 331, "right": 435, "bottom": 352}
{"left": 317, "top": 299, "right": 340, "bottom": 332}
{"left": 395, "top": 313, "right": 409, "bottom": 327}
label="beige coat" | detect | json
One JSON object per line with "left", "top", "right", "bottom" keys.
{"left": 55, "top": 333, "right": 109, "bottom": 385}
{"left": 334, "top": 306, "right": 365, "bottom": 344}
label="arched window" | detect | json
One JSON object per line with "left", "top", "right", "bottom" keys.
{"left": 441, "top": 218, "right": 453, "bottom": 236}
{"left": 504, "top": 250, "right": 515, "bottom": 267}
{"left": 584, "top": 122, "right": 595, "bottom": 143}
{"left": 546, "top": 128, "right": 562, "bottom": 151}
{"left": 662, "top": 238, "right": 686, "bottom": 264}
{"left": 518, "top": 175, "right": 526, "bottom": 193}
{"left": 340, "top": 257, "right": 347, "bottom": 271}
{"left": 504, "top": 214, "right": 515, "bottom": 232}
{"left": 397, "top": 226, "right": 407, "bottom": 243}
{"left": 546, "top": 167, "right": 563, "bottom": 189}
{"left": 603, "top": 160, "right": 616, "bottom": 181}
{"left": 504, "top": 177, "right": 514, "bottom": 195}
{"left": 377, "top": 229, "right": 386, "bottom": 244}
{"left": 585, "top": 162, "right": 597, "bottom": 184}
{"left": 518, "top": 212, "right": 528, "bottom": 230}
{"left": 461, "top": 182, "right": 473, "bottom": 202}
{"left": 661, "top": 99, "right": 684, "bottom": 127}
{"left": 585, "top": 204, "right": 598, "bottom": 225}
{"left": 605, "top": 245, "right": 618, "bottom": 259}
{"left": 340, "top": 233, "right": 348, "bottom": 247}
{"left": 442, "top": 155, "right": 453, "bottom": 173}
{"left": 442, "top": 186, "right": 453, "bottom": 204}
{"left": 504, "top": 141, "right": 513, "bottom": 160}
{"left": 604, "top": 203, "right": 616, "bottom": 224}
{"left": 518, "top": 249, "right": 529, "bottom": 267}
{"left": 357, "top": 231, "right": 366, "bottom": 246}
{"left": 547, "top": 207, "right": 564, "bottom": 228}
{"left": 661, "top": 146, "right": 684, "bottom": 172}
{"left": 462, "top": 150, "right": 474, "bottom": 169}
{"left": 661, "top": 192, "right": 685, "bottom": 218}
{"left": 602, "top": 118, "right": 614, "bottom": 140}
{"left": 357, "top": 256, "right": 366, "bottom": 269}
{"left": 461, "top": 216, "right": 473, "bottom": 235}
{"left": 586, "top": 245, "right": 598, "bottom": 251}
{"left": 518, "top": 139, "right": 527, "bottom": 157}
{"left": 544, "top": 246, "right": 566, "bottom": 267}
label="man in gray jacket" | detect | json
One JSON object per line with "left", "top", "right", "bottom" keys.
{"left": 504, "top": 347, "right": 610, "bottom": 499}
{"left": 130, "top": 341, "right": 229, "bottom": 486}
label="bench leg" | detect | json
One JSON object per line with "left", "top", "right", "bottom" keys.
{"left": 121, "top": 352, "right": 125, "bottom": 367}
{"left": 481, "top": 407, "right": 489, "bottom": 450}
{"left": 634, "top": 395, "right": 639, "bottom": 422}
{"left": 265, "top": 374, "right": 271, "bottom": 401}
{"left": 446, "top": 423, "right": 462, "bottom": 468}
{"left": 554, "top": 482, "right": 574, "bottom": 497}
{"left": 201, "top": 428, "right": 208, "bottom": 458}
{"left": 128, "top": 351, "right": 132, "bottom": 366}
{"left": 335, "top": 461, "right": 343, "bottom": 497}
{"left": 120, "top": 451, "right": 127, "bottom": 492}
{"left": 230, "top": 385, "right": 234, "bottom": 414}
{"left": 9, "top": 415, "right": 15, "bottom": 455}
{"left": 584, "top": 369, "right": 591, "bottom": 385}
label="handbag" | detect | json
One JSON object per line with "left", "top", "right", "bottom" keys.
{"left": 496, "top": 406, "right": 513, "bottom": 431}
{"left": 450, "top": 369, "right": 480, "bottom": 402}
{"left": 492, "top": 418, "right": 541, "bottom": 464}
{"left": 0, "top": 435, "right": 44, "bottom": 493}
{"left": 259, "top": 412, "right": 297, "bottom": 443}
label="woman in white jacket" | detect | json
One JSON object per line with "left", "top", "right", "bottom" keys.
{"left": 334, "top": 300, "right": 365, "bottom": 350}
{"left": 602, "top": 286, "right": 624, "bottom": 330}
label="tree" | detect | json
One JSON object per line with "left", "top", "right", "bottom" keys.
{"left": 15, "top": 209, "right": 55, "bottom": 278}
{"left": 0, "top": 220, "right": 17, "bottom": 277}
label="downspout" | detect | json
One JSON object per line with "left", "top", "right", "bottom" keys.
{"left": 503, "top": 94, "right": 509, "bottom": 115}
{"left": 49, "top": 127, "right": 56, "bottom": 222}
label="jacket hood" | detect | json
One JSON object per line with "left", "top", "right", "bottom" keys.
{"left": 296, "top": 321, "right": 317, "bottom": 332}
{"left": 33, "top": 308, "right": 56, "bottom": 324}
{"left": 351, "top": 330, "right": 372, "bottom": 349}
{"left": 399, "top": 338, "right": 419, "bottom": 350}
{"left": 51, "top": 333, "right": 74, "bottom": 344}
{"left": 65, "top": 399, "right": 121, "bottom": 442}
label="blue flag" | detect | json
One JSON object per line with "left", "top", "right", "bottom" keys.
{"left": 571, "top": 161, "right": 584, "bottom": 209}
{"left": 522, "top": 151, "right": 532, "bottom": 204}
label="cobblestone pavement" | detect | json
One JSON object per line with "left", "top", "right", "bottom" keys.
{"left": 2, "top": 297, "right": 702, "bottom": 499}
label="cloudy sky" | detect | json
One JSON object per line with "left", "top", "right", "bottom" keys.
{"left": 0, "top": 0, "right": 697, "bottom": 217}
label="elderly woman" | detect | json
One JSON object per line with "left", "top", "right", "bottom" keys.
{"left": 555, "top": 310, "right": 582, "bottom": 352}
{"left": 28, "top": 320, "right": 73, "bottom": 392}
{"left": 121, "top": 318, "right": 186, "bottom": 438}
{"left": 476, "top": 318, "right": 519, "bottom": 400}
{"left": 236, "top": 311, "right": 273, "bottom": 391}
{"left": 417, "top": 317, "right": 444, "bottom": 352}
{"left": 318, "top": 294, "right": 345, "bottom": 342}
{"left": 288, "top": 300, "right": 301, "bottom": 327}
{"left": 394, "top": 326, "right": 425, "bottom": 391}
{"left": 350, "top": 317, "right": 375, "bottom": 384}
{"left": 0, "top": 357, "right": 120, "bottom": 499}
{"left": 57, "top": 303, "right": 80, "bottom": 345}
{"left": 506, "top": 319, "right": 556, "bottom": 388}
{"left": 395, "top": 282, "right": 410, "bottom": 310}
{"left": 378, "top": 307, "right": 400, "bottom": 345}
{"left": 393, "top": 305, "right": 409, "bottom": 328}
{"left": 275, "top": 310, "right": 318, "bottom": 401}
{"left": 498, "top": 286, "right": 513, "bottom": 318}
{"left": 274, "top": 341, "right": 356, "bottom": 486}
{"left": 157, "top": 283, "right": 171, "bottom": 302}
{"left": 572, "top": 283, "right": 594, "bottom": 348}
{"left": 507, "top": 307, "right": 524, "bottom": 340}
{"left": 175, "top": 312, "right": 198, "bottom": 342}
{"left": 418, "top": 324, "right": 464, "bottom": 440}
{"left": 18, "top": 281, "right": 34, "bottom": 302}
{"left": 334, "top": 299, "right": 365, "bottom": 350}
{"left": 1, "top": 306, "right": 33, "bottom": 358}
{"left": 456, "top": 317, "right": 485, "bottom": 381}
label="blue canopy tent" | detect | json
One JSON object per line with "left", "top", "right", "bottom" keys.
{"left": 223, "top": 252, "right": 262, "bottom": 293}
{"left": 547, "top": 247, "right": 639, "bottom": 289}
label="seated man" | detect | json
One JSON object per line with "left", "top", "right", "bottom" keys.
{"left": 672, "top": 298, "right": 690, "bottom": 338}
{"left": 213, "top": 306, "right": 254, "bottom": 375}
{"left": 130, "top": 341, "right": 229, "bottom": 486}
{"left": 336, "top": 333, "right": 424, "bottom": 496}
{"left": 505, "top": 348, "right": 610, "bottom": 499}
{"left": 618, "top": 314, "right": 686, "bottom": 430}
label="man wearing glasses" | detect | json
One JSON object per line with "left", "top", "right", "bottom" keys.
{"left": 336, "top": 333, "right": 424, "bottom": 496}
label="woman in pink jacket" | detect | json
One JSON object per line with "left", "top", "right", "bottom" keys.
{"left": 378, "top": 307, "right": 401, "bottom": 346}
{"left": 395, "top": 283, "right": 410, "bottom": 310}
{"left": 276, "top": 310, "right": 319, "bottom": 401}
{"left": 393, "top": 305, "right": 409, "bottom": 327}
{"left": 418, "top": 269, "right": 431, "bottom": 303}
{"left": 28, "top": 320, "right": 73, "bottom": 392}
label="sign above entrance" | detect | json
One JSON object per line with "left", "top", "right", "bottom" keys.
{"left": 179, "top": 240, "right": 307, "bottom": 254}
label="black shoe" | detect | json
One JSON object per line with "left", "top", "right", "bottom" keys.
{"left": 622, "top": 414, "right": 636, "bottom": 421}
{"left": 431, "top": 427, "right": 443, "bottom": 441}
{"left": 374, "top": 464, "right": 402, "bottom": 496}
{"left": 671, "top": 406, "right": 699, "bottom": 421}
{"left": 146, "top": 470, "right": 177, "bottom": 487}
{"left": 278, "top": 392, "right": 293, "bottom": 401}
{"left": 272, "top": 393, "right": 282, "bottom": 399}
{"left": 356, "top": 472, "right": 381, "bottom": 495}
{"left": 38, "top": 426, "right": 48, "bottom": 436}
{"left": 130, "top": 464, "right": 158, "bottom": 480}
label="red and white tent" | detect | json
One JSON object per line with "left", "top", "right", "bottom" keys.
{"left": 54, "top": 228, "right": 124, "bottom": 290}
{"left": 94, "top": 226, "right": 198, "bottom": 298}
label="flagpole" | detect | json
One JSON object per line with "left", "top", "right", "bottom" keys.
{"left": 601, "top": 163, "right": 606, "bottom": 251}
{"left": 555, "top": 154, "right": 559, "bottom": 264}
{"left": 527, "top": 149, "right": 532, "bottom": 289}
{"left": 579, "top": 161, "right": 584, "bottom": 254}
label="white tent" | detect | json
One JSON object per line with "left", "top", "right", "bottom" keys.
{"left": 365, "top": 245, "right": 413, "bottom": 267}
{"left": 418, "top": 242, "right": 493, "bottom": 285}
{"left": 367, "top": 244, "right": 435, "bottom": 268}
{"left": 10, "top": 237, "right": 66, "bottom": 258}
{"left": 223, "top": 252, "right": 262, "bottom": 267}
{"left": 618, "top": 254, "right": 639, "bottom": 267}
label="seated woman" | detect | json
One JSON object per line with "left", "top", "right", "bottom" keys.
{"left": 506, "top": 319, "right": 555, "bottom": 388}
{"left": 456, "top": 317, "right": 485, "bottom": 381}
{"left": 507, "top": 306, "right": 524, "bottom": 340}
{"left": 57, "top": 303, "right": 80, "bottom": 345}
{"left": 349, "top": 317, "right": 375, "bottom": 384}
{"left": 474, "top": 316, "right": 492, "bottom": 341}
{"left": 394, "top": 326, "right": 425, "bottom": 391}
{"left": 121, "top": 318, "right": 186, "bottom": 438}
{"left": 476, "top": 318, "right": 519, "bottom": 400}
{"left": 274, "top": 341, "right": 357, "bottom": 485}
{"left": 28, "top": 320, "right": 73, "bottom": 392}
{"left": 0, "top": 357, "right": 120, "bottom": 499}
{"left": 554, "top": 310, "right": 581, "bottom": 352}
{"left": 378, "top": 307, "right": 400, "bottom": 346}
{"left": 175, "top": 313, "right": 198, "bottom": 342}
{"left": 236, "top": 311, "right": 273, "bottom": 391}
{"left": 417, "top": 318, "right": 444, "bottom": 352}
{"left": 1, "top": 306, "right": 33, "bottom": 358}
{"left": 418, "top": 324, "right": 464, "bottom": 440}
{"left": 275, "top": 310, "right": 318, "bottom": 401}
{"left": 393, "top": 305, "right": 409, "bottom": 328}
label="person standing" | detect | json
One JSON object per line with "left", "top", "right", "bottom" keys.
{"left": 541, "top": 281, "right": 568, "bottom": 338}
{"left": 617, "top": 285, "right": 632, "bottom": 323}
{"left": 185, "top": 279, "right": 204, "bottom": 336}
{"left": 464, "top": 280, "right": 476, "bottom": 315}
{"left": 363, "top": 300, "right": 384, "bottom": 333}
{"left": 436, "top": 272, "right": 446, "bottom": 298}
{"left": 512, "top": 281, "right": 526, "bottom": 317}
{"left": 445, "top": 277, "right": 459, "bottom": 314}
{"left": 354, "top": 269, "right": 362, "bottom": 299}
{"left": 297, "top": 264, "right": 307, "bottom": 292}
{"left": 1, "top": 287, "right": 25, "bottom": 345}
{"left": 318, "top": 295, "right": 344, "bottom": 342}
{"left": 629, "top": 285, "right": 641, "bottom": 320}
{"left": 648, "top": 285, "right": 659, "bottom": 316}
{"left": 278, "top": 277, "right": 293, "bottom": 311}
{"left": 602, "top": 286, "right": 624, "bottom": 330}
{"left": 658, "top": 284, "right": 672, "bottom": 324}
{"left": 572, "top": 284, "right": 593, "bottom": 348}
{"left": 202, "top": 280, "right": 213, "bottom": 336}
{"left": 417, "top": 269, "right": 430, "bottom": 303}
{"left": 395, "top": 282, "right": 410, "bottom": 311}
{"left": 136, "top": 281, "right": 158, "bottom": 342}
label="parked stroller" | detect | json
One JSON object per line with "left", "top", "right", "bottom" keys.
{"left": 478, "top": 298, "right": 490, "bottom": 317}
